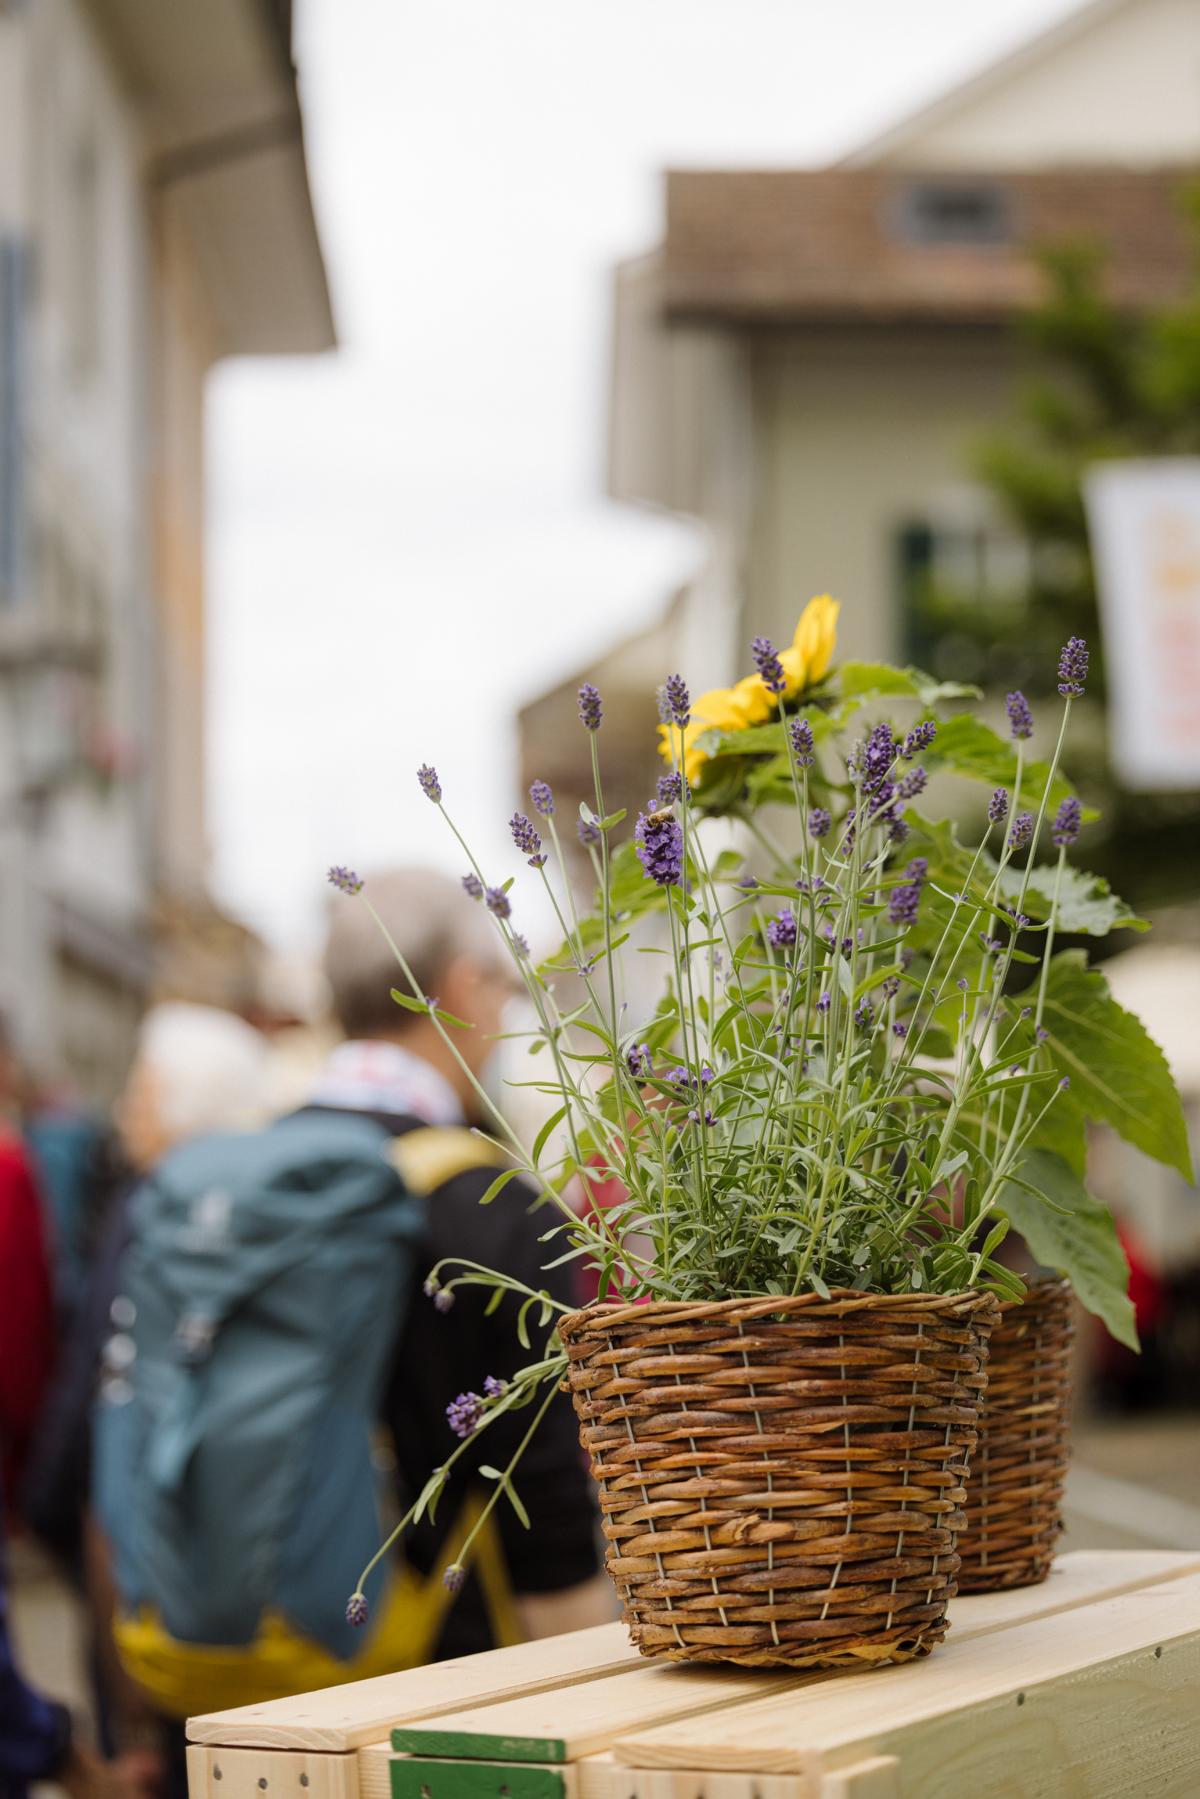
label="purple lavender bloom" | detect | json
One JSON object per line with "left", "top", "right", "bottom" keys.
{"left": 417, "top": 764, "right": 442, "bottom": 802}
{"left": 626, "top": 1042, "right": 652, "bottom": 1079}
{"left": 892, "top": 1020, "right": 908, "bottom": 1038}
{"left": 854, "top": 998, "right": 875, "bottom": 1031}
{"left": 1035, "top": 1025, "right": 1049, "bottom": 1042}
{"left": 346, "top": 1593, "right": 369, "bottom": 1628}
{"left": 1052, "top": 795, "right": 1082, "bottom": 847}
{"left": 808, "top": 805, "right": 831, "bottom": 839}
{"left": 485, "top": 886, "right": 512, "bottom": 918}
{"left": 790, "top": 718, "right": 815, "bottom": 766}
{"left": 661, "top": 672, "right": 691, "bottom": 727}
{"left": 512, "top": 933, "right": 530, "bottom": 960}
{"left": 816, "top": 991, "right": 831, "bottom": 1014}
{"left": 1005, "top": 692, "right": 1033, "bottom": 741}
{"left": 1059, "top": 1076, "right": 1071, "bottom": 1090}
{"left": 577, "top": 816, "right": 601, "bottom": 847}
{"left": 656, "top": 770, "right": 686, "bottom": 807}
{"left": 447, "top": 1392, "right": 485, "bottom": 1439}
{"left": 736, "top": 871, "right": 759, "bottom": 890}
{"left": 859, "top": 723, "right": 897, "bottom": 794}
{"left": 1057, "top": 636, "right": 1089, "bottom": 699}
{"left": 483, "top": 1376, "right": 508, "bottom": 1399}
{"left": 988, "top": 787, "right": 1009, "bottom": 824}
{"left": 766, "top": 907, "right": 797, "bottom": 950}
{"left": 881, "top": 974, "right": 901, "bottom": 1000}
{"left": 578, "top": 683, "right": 603, "bottom": 731}
{"left": 462, "top": 872, "right": 483, "bottom": 900}
{"left": 443, "top": 1564, "right": 466, "bottom": 1594}
{"left": 1008, "top": 811, "right": 1034, "bottom": 851}
{"left": 687, "top": 1107, "right": 717, "bottom": 1128}
{"left": 510, "top": 812, "right": 546, "bottom": 868}
{"left": 433, "top": 1288, "right": 455, "bottom": 1313}
{"left": 897, "top": 767, "right": 927, "bottom": 802}
{"left": 751, "top": 635, "right": 787, "bottom": 695}
{"left": 902, "top": 721, "right": 936, "bottom": 760}
{"left": 888, "top": 813, "right": 910, "bottom": 844}
{"left": 635, "top": 809, "right": 684, "bottom": 887}
{"left": 327, "top": 865, "right": 363, "bottom": 896}
{"left": 530, "top": 779, "right": 554, "bottom": 817}
{"left": 888, "top": 857, "right": 928, "bottom": 929}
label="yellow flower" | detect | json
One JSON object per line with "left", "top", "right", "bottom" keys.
{"left": 792, "top": 593, "right": 839, "bottom": 688}
{"left": 657, "top": 595, "right": 840, "bottom": 782}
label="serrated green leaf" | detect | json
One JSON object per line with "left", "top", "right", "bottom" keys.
{"left": 838, "top": 661, "right": 981, "bottom": 706}
{"left": 994, "top": 862, "right": 1147, "bottom": 936}
{"left": 923, "top": 714, "right": 1094, "bottom": 819}
{"left": 1038, "top": 952, "right": 1192, "bottom": 1180}
{"left": 998, "top": 1148, "right": 1136, "bottom": 1349}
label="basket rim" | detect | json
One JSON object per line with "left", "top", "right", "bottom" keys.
{"left": 559, "top": 1288, "right": 1000, "bottom": 1339}
{"left": 998, "top": 1274, "right": 1072, "bottom": 1313}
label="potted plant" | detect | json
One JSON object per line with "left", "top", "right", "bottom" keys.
{"left": 337, "top": 597, "right": 1190, "bottom": 1666}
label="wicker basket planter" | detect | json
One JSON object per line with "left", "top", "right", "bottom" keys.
{"left": 559, "top": 1290, "right": 998, "bottom": 1670}
{"left": 956, "top": 1277, "right": 1074, "bottom": 1593}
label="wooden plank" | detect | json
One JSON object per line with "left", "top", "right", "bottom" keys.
{"left": 948, "top": 1549, "right": 1200, "bottom": 1641}
{"left": 390, "top": 1664, "right": 804, "bottom": 1765}
{"left": 611, "top": 1571, "right": 1200, "bottom": 1777}
{"left": 187, "top": 1745, "right": 359, "bottom": 1799}
{"left": 816, "top": 1763, "right": 900, "bottom": 1799}
{"left": 188, "top": 1624, "right": 637, "bottom": 1750}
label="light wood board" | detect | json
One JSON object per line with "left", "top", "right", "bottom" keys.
{"left": 612, "top": 1571, "right": 1200, "bottom": 1783}
{"left": 188, "top": 1623, "right": 637, "bottom": 1750}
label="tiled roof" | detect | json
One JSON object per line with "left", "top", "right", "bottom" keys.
{"left": 663, "top": 167, "right": 1196, "bottom": 322}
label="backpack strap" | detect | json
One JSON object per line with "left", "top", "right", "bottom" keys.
{"left": 388, "top": 1127, "right": 506, "bottom": 1198}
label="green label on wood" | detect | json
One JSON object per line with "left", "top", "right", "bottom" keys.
{"left": 390, "top": 1757, "right": 566, "bottom": 1799}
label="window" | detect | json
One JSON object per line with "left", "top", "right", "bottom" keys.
{"left": 890, "top": 181, "right": 1013, "bottom": 247}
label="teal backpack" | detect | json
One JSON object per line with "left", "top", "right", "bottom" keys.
{"left": 92, "top": 1109, "right": 426, "bottom": 1708}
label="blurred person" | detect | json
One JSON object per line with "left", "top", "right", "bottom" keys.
{"left": 1, "top": 1472, "right": 148, "bottom": 1799}
{"left": 0, "top": 1016, "right": 55, "bottom": 1514}
{"left": 91, "top": 869, "right": 605, "bottom": 1754}
{"left": 23, "top": 1006, "right": 271, "bottom": 1783}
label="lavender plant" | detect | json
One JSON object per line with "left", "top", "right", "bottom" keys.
{"left": 340, "top": 600, "right": 1191, "bottom": 1615}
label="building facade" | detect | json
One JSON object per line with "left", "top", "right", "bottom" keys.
{"left": 520, "top": 0, "right": 1200, "bottom": 803}
{"left": 0, "top": 0, "right": 332, "bottom": 1099}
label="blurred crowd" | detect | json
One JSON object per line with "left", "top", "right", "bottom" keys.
{"left": 0, "top": 870, "right": 611, "bottom": 1799}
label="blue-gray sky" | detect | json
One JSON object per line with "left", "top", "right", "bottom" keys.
{"left": 207, "top": 0, "right": 1081, "bottom": 947}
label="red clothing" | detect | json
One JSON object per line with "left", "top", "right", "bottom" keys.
{"left": 0, "top": 1132, "right": 55, "bottom": 1506}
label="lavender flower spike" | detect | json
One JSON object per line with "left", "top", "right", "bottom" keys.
{"left": 447, "top": 1391, "right": 484, "bottom": 1439}
{"left": 510, "top": 813, "right": 546, "bottom": 867}
{"left": 751, "top": 635, "right": 787, "bottom": 695}
{"left": 902, "top": 720, "right": 936, "bottom": 759}
{"left": 808, "top": 805, "right": 831, "bottom": 839}
{"left": 1052, "top": 795, "right": 1082, "bottom": 847}
{"left": 328, "top": 865, "right": 363, "bottom": 896}
{"left": 662, "top": 673, "right": 690, "bottom": 727}
{"left": 346, "top": 1593, "right": 369, "bottom": 1628}
{"left": 577, "top": 816, "right": 600, "bottom": 847}
{"left": 635, "top": 809, "right": 684, "bottom": 887}
{"left": 443, "top": 1564, "right": 466, "bottom": 1593}
{"left": 766, "top": 907, "right": 797, "bottom": 950}
{"left": 530, "top": 779, "right": 554, "bottom": 817}
{"left": 485, "top": 886, "right": 512, "bottom": 919}
{"left": 462, "top": 872, "right": 483, "bottom": 900}
{"left": 656, "top": 770, "right": 685, "bottom": 807}
{"left": 1008, "top": 811, "right": 1034, "bottom": 851}
{"left": 790, "top": 717, "right": 815, "bottom": 765}
{"left": 1058, "top": 636, "right": 1089, "bottom": 698}
{"left": 888, "top": 857, "right": 928, "bottom": 929}
{"left": 417, "top": 764, "right": 442, "bottom": 802}
{"left": 578, "top": 683, "right": 603, "bottom": 731}
{"left": 1005, "top": 692, "right": 1033, "bottom": 741}
{"left": 988, "top": 787, "right": 1009, "bottom": 824}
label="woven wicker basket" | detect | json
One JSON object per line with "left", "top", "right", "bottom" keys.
{"left": 956, "top": 1277, "right": 1074, "bottom": 1593}
{"left": 559, "top": 1290, "right": 998, "bottom": 1670}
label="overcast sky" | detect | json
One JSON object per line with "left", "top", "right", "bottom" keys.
{"left": 206, "top": 0, "right": 1082, "bottom": 951}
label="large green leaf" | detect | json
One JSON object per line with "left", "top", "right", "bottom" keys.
{"left": 838, "top": 662, "right": 981, "bottom": 706}
{"left": 924, "top": 714, "right": 1095, "bottom": 819}
{"left": 994, "top": 861, "right": 1147, "bottom": 936}
{"left": 1035, "top": 952, "right": 1193, "bottom": 1179}
{"left": 998, "top": 1148, "right": 1136, "bottom": 1349}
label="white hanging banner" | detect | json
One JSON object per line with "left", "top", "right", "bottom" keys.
{"left": 1084, "top": 459, "right": 1200, "bottom": 790}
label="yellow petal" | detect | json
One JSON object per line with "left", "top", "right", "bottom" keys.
{"left": 793, "top": 594, "right": 840, "bottom": 687}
